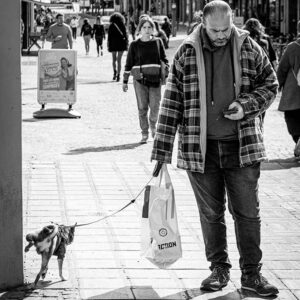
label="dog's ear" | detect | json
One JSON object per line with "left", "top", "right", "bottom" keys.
{"left": 42, "top": 225, "right": 55, "bottom": 236}
{"left": 26, "top": 233, "right": 34, "bottom": 242}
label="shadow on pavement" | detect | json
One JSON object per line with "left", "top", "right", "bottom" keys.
{"left": 0, "top": 281, "right": 58, "bottom": 300}
{"left": 22, "top": 87, "right": 37, "bottom": 90}
{"left": 0, "top": 285, "right": 278, "bottom": 300}
{"left": 262, "top": 157, "right": 300, "bottom": 170}
{"left": 66, "top": 143, "right": 143, "bottom": 155}
{"left": 78, "top": 80, "right": 109, "bottom": 85}
{"left": 86, "top": 286, "right": 277, "bottom": 300}
{"left": 23, "top": 118, "right": 52, "bottom": 122}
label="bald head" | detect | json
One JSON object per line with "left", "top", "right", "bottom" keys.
{"left": 202, "top": 1, "right": 233, "bottom": 47}
{"left": 203, "top": 0, "right": 232, "bottom": 22}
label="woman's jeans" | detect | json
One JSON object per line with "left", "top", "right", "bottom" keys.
{"left": 187, "top": 139, "right": 262, "bottom": 272}
{"left": 133, "top": 80, "right": 161, "bottom": 135}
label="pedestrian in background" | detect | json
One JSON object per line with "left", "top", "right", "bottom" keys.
{"left": 107, "top": 12, "right": 128, "bottom": 81}
{"left": 243, "top": 18, "right": 277, "bottom": 70}
{"left": 151, "top": 1, "right": 279, "bottom": 296}
{"left": 129, "top": 16, "right": 137, "bottom": 40}
{"left": 70, "top": 16, "right": 79, "bottom": 40}
{"left": 188, "top": 10, "right": 203, "bottom": 35}
{"left": 93, "top": 16, "right": 105, "bottom": 57}
{"left": 161, "top": 17, "right": 172, "bottom": 46}
{"left": 122, "top": 16, "right": 168, "bottom": 144}
{"left": 154, "top": 21, "right": 168, "bottom": 49}
{"left": 80, "top": 18, "right": 93, "bottom": 55}
{"left": 46, "top": 13, "right": 72, "bottom": 49}
{"left": 277, "top": 34, "right": 300, "bottom": 157}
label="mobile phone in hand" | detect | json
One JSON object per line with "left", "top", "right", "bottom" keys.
{"left": 223, "top": 107, "right": 238, "bottom": 115}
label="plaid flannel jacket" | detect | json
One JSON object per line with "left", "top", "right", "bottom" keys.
{"left": 151, "top": 25, "right": 278, "bottom": 173}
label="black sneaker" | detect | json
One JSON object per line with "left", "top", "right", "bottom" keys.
{"left": 201, "top": 266, "right": 230, "bottom": 291}
{"left": 241, "top": 273, "right": 279, "bottom": 296}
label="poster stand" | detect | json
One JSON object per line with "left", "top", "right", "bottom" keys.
{"left": 34, "top": 49, "right": 81, "bottom": 119}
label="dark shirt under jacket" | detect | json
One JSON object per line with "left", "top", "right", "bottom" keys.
{"left": 202, "top": 28, "right": 238, "bottom": 140}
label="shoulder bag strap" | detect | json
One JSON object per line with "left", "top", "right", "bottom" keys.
{"left": 113, "top": 23, "right": 125, "bottom": 39}
{"left": 155, "top": 38, "right": 161, "bottom": 61}
{"left": 138, "top": 42, "right": 142, "bottom": 75}
{"left": 292, "top": 40, "right": 300, "bottom": 81}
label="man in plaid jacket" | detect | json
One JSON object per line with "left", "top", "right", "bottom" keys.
{"left": 151, "top": 1, "right": 279, "bottom": 296}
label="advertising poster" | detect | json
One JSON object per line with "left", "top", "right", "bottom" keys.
{"left": 38, "top": 49, "right": 77, "bottom": 105}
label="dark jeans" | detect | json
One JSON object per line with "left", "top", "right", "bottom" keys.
{"left": 187, "top": 139, "right": 262, "bottom": 272}
{"left": 95, "top": 37, "right": 103, "bottom": 54}
{"left": 71, "top": 27, "right": 77, "bottom": 40}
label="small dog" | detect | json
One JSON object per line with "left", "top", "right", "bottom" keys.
{"left": 25, "top": 223, "right": 76, "bottom": 288}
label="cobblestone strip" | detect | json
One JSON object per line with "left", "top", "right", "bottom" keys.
{"left": 55, "top": 161, "right": 81, "bottom": 299}
{"left": 112, "top": 162, "right": 189, "bottom": 299}
{"left": 80, "top": 161, "right": 135, "bottom": 300}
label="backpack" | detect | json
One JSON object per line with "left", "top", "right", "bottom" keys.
{"left": 292, "top": 40, "right": 300, "bottom": 86}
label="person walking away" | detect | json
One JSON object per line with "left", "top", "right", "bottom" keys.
{"left": 161, "top": 17, "right": 171, "bottom": 46}
{"left": 46, "top": 13, "right": 72, "bottom": 49}
{"left": 151, "top": 1, "right": 279, "bottom": 296}
{"left": 93, "top": 16, "right": 106, "bottom": 57}
{"left": 188, "top": 10, "right": 203, "bottom": 35}
{"left": 70, "top": 16, "right": 79, "bottom": 40}
{"left": 107, "top": 12, "right": 128, "bottom": 81}
{"left": 243, "top": 18, "right": 277, "bottom": 70}
{"left": 154, "top": 21, "right": 168, "bottom": 49}
{"left": 277, "top": 34, "right": 300, "bottom": 157}
{"left": 81, "top": 18, "right": 93, "bottom": 55}
{"left": 122, "top": 16, "right": 168, "bottom": 144}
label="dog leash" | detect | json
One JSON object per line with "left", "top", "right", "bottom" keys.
{"left": 51, "top": 175, "right": 154, "bottom": 228}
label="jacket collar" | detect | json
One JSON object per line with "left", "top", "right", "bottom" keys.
{"left": 184, "top": 23, "right": 249, "bottom": 52}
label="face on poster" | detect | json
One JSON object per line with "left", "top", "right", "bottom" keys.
{"left": 38, "top": 50, "right": 77, "bottom": 104}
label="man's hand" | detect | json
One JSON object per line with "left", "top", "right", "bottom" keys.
{"left": 122, "top": 83, "right": 128, "bottom": 92}
{"left": 224, "top": 102, "right": 244, "bottom": 120}
{"left": 54, "top": 35, "right": 62, "bottom": 41}
{"left": 153, "top": 161, "right": 163, "bottom": 177}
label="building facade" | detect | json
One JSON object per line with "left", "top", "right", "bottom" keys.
{"left": 119, "top": 0, "right": 300, "bottom": 36}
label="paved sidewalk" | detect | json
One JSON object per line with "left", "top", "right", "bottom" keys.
{"left": 1, "top": 158, "right": 299, "bottom": 299}
{"left": 1, "top": 32, "right": 300, "bottom": 300}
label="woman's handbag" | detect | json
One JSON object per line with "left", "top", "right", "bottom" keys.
{"left": 292, "top": 41, "right": 300, "bottom": 86}
{"left": 140, "top": 164, "right": 182, "bottom": 269}
{"left": 131, "top": 42, "right": 161, "bottom": 86}
{"left": 156, "top": 39, "right": 169, "bottom": 85}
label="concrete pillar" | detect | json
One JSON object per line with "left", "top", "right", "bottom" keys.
{"left": 0, "top": 0, "right": 23, "bottom": 289}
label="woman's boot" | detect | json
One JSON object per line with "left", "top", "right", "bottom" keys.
{"left": 116, "top": 74, "right": 120, "bottom": 82}
{"left": 113, "top": 70, "right": 117, "bottom": 80}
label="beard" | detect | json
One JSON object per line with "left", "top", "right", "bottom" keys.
{"left": 212, "top": 38, "right": 229, "bottom": 47}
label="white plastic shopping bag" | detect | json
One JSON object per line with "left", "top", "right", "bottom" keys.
{"left": 140, "top": 164, "right": 182, "bottom": 268}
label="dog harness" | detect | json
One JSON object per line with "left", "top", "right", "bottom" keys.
{"left": 53, "top": 225, "right": 75, "bottom": 259}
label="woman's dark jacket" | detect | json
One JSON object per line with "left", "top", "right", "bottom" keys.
{"left": 93, "top": 24, "right": 105, "bottom": 38}
{"left": 107, "top": 22, "right": 128, "bottom": 52}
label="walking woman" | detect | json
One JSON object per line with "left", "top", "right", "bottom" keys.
{"left": 80, "top": 18, "right": 93, "bottom": 55}
{"left": 93, "top": 16, "right": 105, "bottom": 56}
{"left": 122, "top": 16, "right": 168, "bottom": 144}
{"left": 277, "top": 36, "right": 300, "bottom": 157}
{"left": 107, "top": 12, "right": 128, "bottom": 81}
